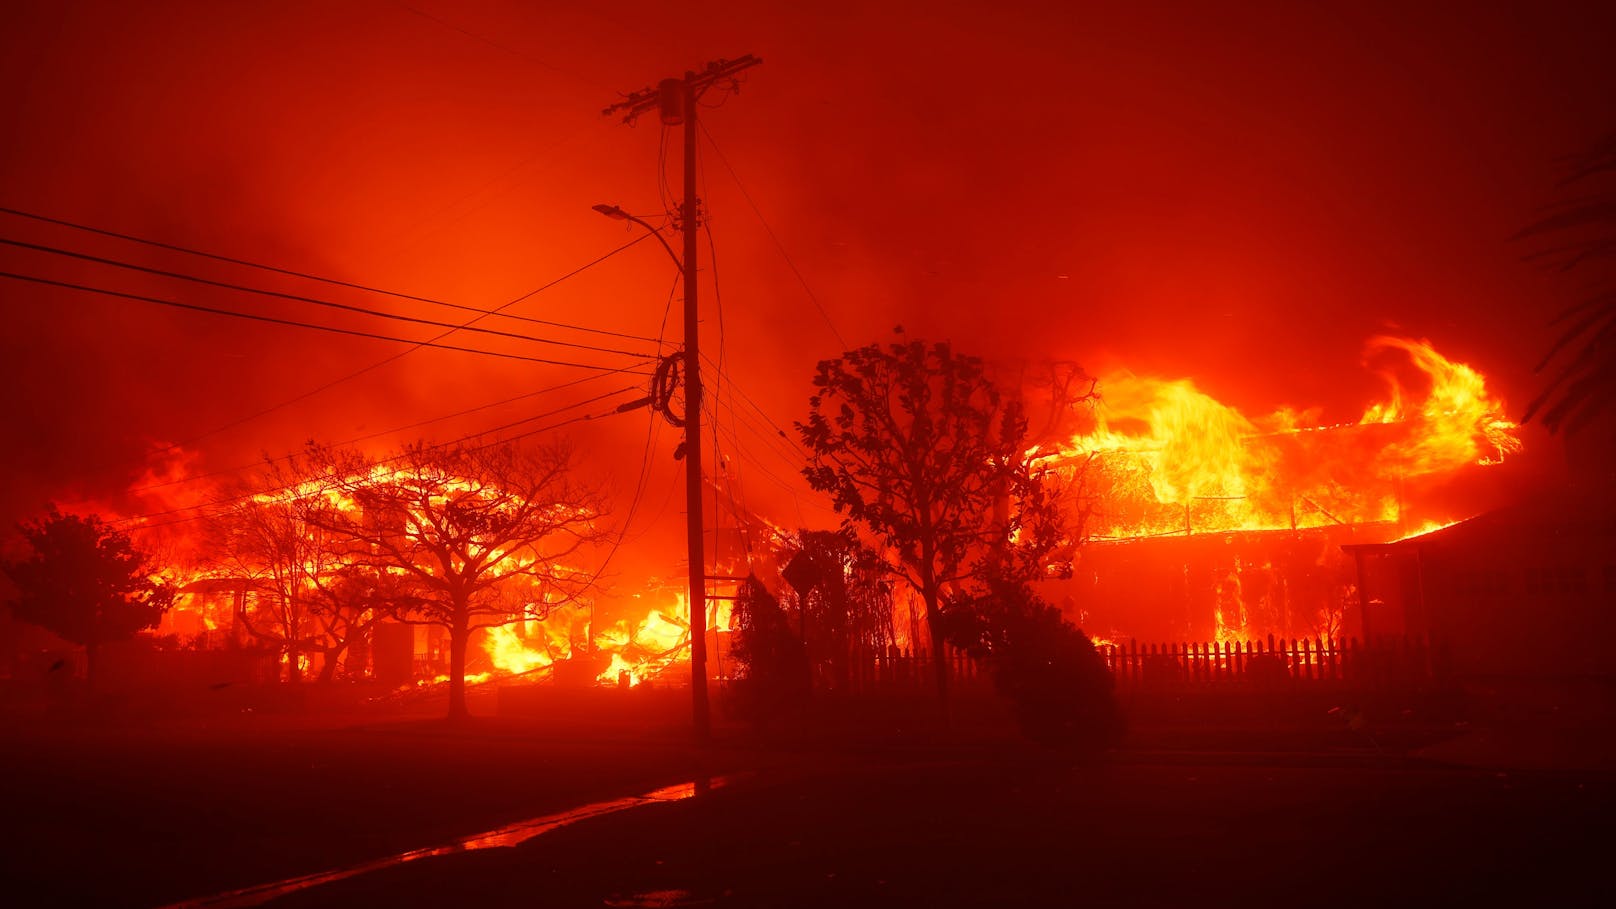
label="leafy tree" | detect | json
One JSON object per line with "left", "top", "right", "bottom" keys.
{"left": 302, "top": 440, "right": 607, "bottom": 720}
{"left": 781, "top": 528, "right": 894, "bottom": 691}
{"left": 1, "top": 509, "right": 173, "bottom": 689}
{"left": 1520, "top": 131, "right": 1616, "bottom": 434}
{"left": 725, "top": 574, "right": 809, "bottom": 725}
{"left": 944, "top": 577, "right": 1122, "bottom": 751}
{"left": 796, "top": 336, "right": 1068, "bottom": 707}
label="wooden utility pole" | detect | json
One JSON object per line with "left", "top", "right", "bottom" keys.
{"left": 605, "top": 56, "right": 762, "bottom": 745}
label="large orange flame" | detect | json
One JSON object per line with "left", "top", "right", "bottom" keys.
{"left": 106, "top": 336, "right": 1518, "bottom": 683}
{"left": 1041, "top": 336, "right": 1519, "bottom": 541}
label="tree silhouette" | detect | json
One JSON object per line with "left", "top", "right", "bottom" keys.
{"left": 725, "top": 575, "right": 809, "bottom": 726}
{"left": 781, "top": 528, "right": 893, "bottom": 692}
{"left": 209, "top": 463, "right": 396, "bottom": 683}
{"left": 1520, "top": 132, "right": 1616, "bottom": 434}
{"left": 2, "top": 509, "right": 173, "bottom": 689}
{"left": 302, "top": 440, "right": 608, "bottom": 720}
{"left": 797, "top": 336, "right": 1070, "bottom": 709}
{"left": 943, "top": 577, "right": 1122, "bottom": 751}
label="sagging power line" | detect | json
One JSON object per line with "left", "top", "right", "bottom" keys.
{"left": 0, "top": 270, "right": 649, "bottom": 373}
{"left": 0, "top": 236, "right": 655, "bottom": 359}
{"left": 0, "top": 204, "right": 660, "bottom": 344}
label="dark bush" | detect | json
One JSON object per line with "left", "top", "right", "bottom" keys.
{"left": 723, "top": 575, "right": 809, "bottom": 726}
{"left": 945, "top": 579, "right": 1124, "bottom": 751}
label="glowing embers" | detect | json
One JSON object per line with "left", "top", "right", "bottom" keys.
{"left": 481, "top": 591, "right": 737, "bottom": 688}
{"left": 1040, "top": 336, "right": 1520, "bottom": 541}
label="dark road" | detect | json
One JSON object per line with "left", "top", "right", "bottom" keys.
{"left": 4, "top": 708, "right": 1611, "bottom": 909}
{"left": 257, "top": 750, "right": 1610, "bottom": 908}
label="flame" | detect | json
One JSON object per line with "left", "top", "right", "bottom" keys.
{"left": 483, "top": 625, "right": 556, "bottom": 674}
{"left": 1391, "top": 517, "right": 1463, "bottom": 542}
{"left": 476, "top": 600, "right": 690, "bottom": 687}
{"left": 87, "top": 336, "right": 1519, "bottom": 684}
{"left": 1358, "top": 336, "right": 1522, "bottom": 469}
{"left": 478, "top": 590, "right": 739, "bottom": 688}
{"left": 1041, "top": 336, "right": 1519, "bottom": 541}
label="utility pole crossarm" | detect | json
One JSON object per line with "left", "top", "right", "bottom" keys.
{"left": 602, "top": 55, "right": 763, "bottom": 123}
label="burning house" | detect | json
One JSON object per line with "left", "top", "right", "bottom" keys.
{"left": 13, "top": 334, "right": 1526, "bottom": 699}
{"left": 1032, "top": 336, "right": 1523, "bottom": 647}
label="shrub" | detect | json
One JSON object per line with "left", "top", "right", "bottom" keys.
{"left": 945, "top": 579, "right": 1124, "bottom": 751}
{"left": 724, "top": 575, "right": 809, "bottom": 726}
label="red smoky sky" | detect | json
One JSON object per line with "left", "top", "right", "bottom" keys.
{"left": 1, "top": 1, "right": 1611, "bottom": 581}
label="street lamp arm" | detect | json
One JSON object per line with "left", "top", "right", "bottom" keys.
{"left": 592, "top": 204, "right": 683, "bottom": 271}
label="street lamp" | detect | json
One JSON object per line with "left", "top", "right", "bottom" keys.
{"left": 593, "top": 198, "right": 711, "bottom": 745}
{"left": 592, "top": 204, "right": 682, "bottom": 271}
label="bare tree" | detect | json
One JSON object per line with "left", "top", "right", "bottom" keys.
{"left": 304, "top": 439, "right": 608, "bottom": 720}
{"left": 209, "top": 464, "right": 392, "bottom": 683}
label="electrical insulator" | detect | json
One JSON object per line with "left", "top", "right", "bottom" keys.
{"left": 657, "top": 78, "right": 685, "bottom": 125}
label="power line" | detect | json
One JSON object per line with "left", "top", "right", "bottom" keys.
{"left": 687, "top": 214, "right": 809, "bottom": 508}
{"left": 0, "top": 270, "right": 647, "bottom": 373}
{"left": 699, "top": 121, "right": 847, "bottom": 349}
{"left": 155, "top": 231, "right": 654, "bottom": 453}
{"left": 698, "top": 146, "right": 744, "bottom": 564}
{"left": 459, "top": 385, "right": 638, "bottom": 447}
{"left": 333, "top": 372, "right": 644, "bottom": 449}
{"left": 580, "top": 265, "right": 684, "bottom": 572}
{"left": 101, "top": 255, "right": 678, "bottom": 543}
{"left": 0, "top": 236, "right": 655, "bottom": 358}
{"left": 461, "top": 400, "right": 635, "bottom": 452}
{"left": 0, "top": 205, "right": 660, "bottom": 344}
{"left": 722, "top": 398, "right": 803, "bottom": 467}
{"left": 111, "top": 387, "right": 640, "bottom": 529}
{"left": 123, "top": 400, "right": 635, "bottom": 535}
{"left": 708, "top": 399, "right": 807, "bottom": 486}
{"left": 703, "top": 401, "right": 792, "bottom": 494}
{"left": 700, "top": 353, "right": 808, "bottom": 458}
{"left": 120, "top": 385, "right": 636, "bottom": 523}
{"left": 79, "top": 368, "right": 647, "bottom": 501}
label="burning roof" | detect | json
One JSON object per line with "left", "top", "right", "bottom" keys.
{"left": 1037, "top": 335, "right": 1520, "bottom": 542}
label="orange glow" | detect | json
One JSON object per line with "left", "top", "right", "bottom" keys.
{"left": 1358, "top": 336, "right": 1522, "bottom": 471}
{"left": 93, "top": 335, "right": 1518, "bottom": 679}
{"left": 1040, "top": 336, "right": 1519, "bottom": 542}
{"left": 478, "top": 589, "right": 739, "bottom": 688}
{"left": 1391, "top": 517, "right": 1464, "bottom": 542}
{"left": 483, "top": 625, "right": 557, "bottom": 675}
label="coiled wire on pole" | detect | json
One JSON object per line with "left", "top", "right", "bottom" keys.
{"left": 651, "top": 351, "right": 686, "bottom": 429}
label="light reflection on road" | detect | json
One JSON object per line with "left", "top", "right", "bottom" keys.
{"left": 163, "top": 777, "right": 731, "bottom": 909}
